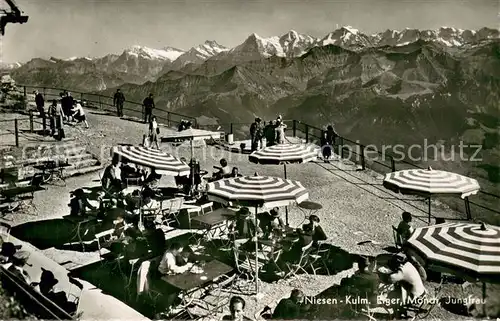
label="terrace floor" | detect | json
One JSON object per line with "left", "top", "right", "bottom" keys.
{"left": 2, "top": 112, "right": 494, "bottom": 320}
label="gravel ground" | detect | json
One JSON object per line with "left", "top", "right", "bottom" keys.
{"left": 4, "top": 112, "right": 497, "bottom": 320}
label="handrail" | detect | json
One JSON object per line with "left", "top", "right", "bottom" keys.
{"left": 18, "top": 84, "right": 198, "bottom": 127}
{"left": 202, "top": 120, "right": 500, "bottom": 219}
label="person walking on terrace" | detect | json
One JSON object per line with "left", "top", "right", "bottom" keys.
{"left": 142, "top": 93, "right": 155, "bottom": 123}
{"left": 34, "top": 90, "right": 45, "bottom": 118}
{"left": 113, "top": 89, "right": 125, "bottom": 117}
{"left": 149, "top": 116, "right": 160, "bottom": 149}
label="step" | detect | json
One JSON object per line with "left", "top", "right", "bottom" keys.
{"left": 66, "top": 153, "right": 93, "bottom": 164}
{"left": 66, "top": 158, "right": 100, "bottom": 170}
{"left": 63, "top": 164, "right": 104, "bottom": 178}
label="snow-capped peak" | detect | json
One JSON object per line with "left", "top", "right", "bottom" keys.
{"left": 321, "top": 26, "right": 371, "bottom": 47}
{"left": 341, "top": 26, "right": 359, "bottom": 34}
{"left": 124, "top": 45, "right": 184, "bottom": 61}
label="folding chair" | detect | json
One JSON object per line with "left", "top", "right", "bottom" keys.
{"left": 232, "top": 247, "right": 266, "bottom": 295}
{"left": 402, "top": 281, "right": 443, "bottom": 320}
{"left": 0, "top": 221, "right": 12, "bottom": 240}
{"left": 67, "top": 273, "right": 84, "bottom": 312}
{"left": 283, "top": 242, "right": 314, "bottom": 285}
{"left": 200, "top": 202, "right": 213, "bottom": 214}
{"left": 94, "top": 229, "right": 115, "bottom": 260}
{"left": 162, "top": 197, "right": 184, "bottom": 226}
{"left": 308, "top": 242, "right": 331, "bottom": 275}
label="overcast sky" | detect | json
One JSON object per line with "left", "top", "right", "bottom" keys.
{"left": 0, "top": 0, "right": 498, "bottom": 63}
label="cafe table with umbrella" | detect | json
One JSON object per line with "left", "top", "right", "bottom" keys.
{"left": 161, "top": 128, "right": 223, "bottom": 188}
{"left": 249, "top": 143, "right": 319, "bottom": 225}
{"left": 407, "top": 222, "right": 500, "bottom": 314}
{"left": 383, "top": 167, "right": 480, "bottom": 223}
{"left": 206, "top": 173, "right": 309, "bottom": 294}
{"left": 111, "top": 145, "right": 190, "bottom": 222}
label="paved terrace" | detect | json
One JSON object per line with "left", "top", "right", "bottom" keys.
{"left": 3, "top": 112, "right": 469, "bottom": 319}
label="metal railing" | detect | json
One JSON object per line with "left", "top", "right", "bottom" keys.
{"left": 200, "top": 120, "right": 500, "bottom": 224}
{"left": 18, "top": 85, "right": 198, "bottom": 128}
{"left": 0, "top": 111, "right": 44, "bottom": 147}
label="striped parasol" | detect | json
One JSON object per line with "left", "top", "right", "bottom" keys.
{"left": 206, "top": 174, "right": 309, "bottom": 208}
{"left": 249, "top": 143, "right": 319, "bottom": 224}
{"left": 111, "top": 145, "right": 190, "bottom": 176}
{"left": 383, "top": 167, "right": 480, "bottom": 222}
{"left": 249, "top": 144, "right": 319, "bottom": 166}
{"left": 206, "top": 174, "right": 309, "bottom": 294}
{"left": 408, "top": 222, "right": 500, "bottom": 304}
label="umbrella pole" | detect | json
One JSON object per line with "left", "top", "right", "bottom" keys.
{"left": 284, "top": 163, "right": 289, "bottom": 226}
{"left": 191, "top": 139, "right": 195, "bottom": 196}
{"left": 255, "top": 206, "right": 259, "bottom": 295}
{"left": 482, "top": 283, "right": 486, "bottom": 316}
{"left": 428, "top": 196, "right": 431, "bottom": 225}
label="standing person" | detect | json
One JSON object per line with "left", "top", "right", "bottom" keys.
{"left": 113, "top": 89, "right": 125, "bottom": 117}
{"left": 327, "top": 125, "right": 337, "bottom": 150}
{"left": 142, "top": 93, "right": 155, "bottom": 123}
{"left": 265, "top": 120, "right": 276, "bottom": 147}
{"left": 49, "top": 99, "right": 65, "bottom": 139}
{"left": 321, "top": 131, "right": 332, "bottom": 163}
{"left": 148, "top": 116, "right": 160, "bottom": 149}
{"left": 71, "top": 100, "right": 89, "bottom": 128}
{"left": 275, "top": 120, "right": 286, "bottom": 144}
{"left": 61, "top": 91, "right": 72, "bottom": 121}
{"left": 34, "top": 90, "right": 45, "bottom": 118}
{"left": 250, "top": 118, "right": 261, "bottom": 152}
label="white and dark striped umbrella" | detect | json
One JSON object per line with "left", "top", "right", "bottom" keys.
{"left": 383, "top": 167, "right": 480, "bottom": 198}
{"left": 111, "top": 145, "right": 190, "bottom": 176}
{"left": 206, "top": 174, "right": 309, "bottom": 208}
{"left": 249, "top": 144, "right": 319, "bottom": 165}
{"left": 408, "top": 222, "right": 500, "bottom": 281}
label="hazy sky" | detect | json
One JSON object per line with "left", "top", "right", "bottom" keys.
{"left": 0, "top": 0, "right": 498, "bottom": 63}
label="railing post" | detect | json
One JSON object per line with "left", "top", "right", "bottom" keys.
{"left": 305, "top": 124, "right": 309, "bottom": 143}
{"left": 167, "top": 112, "right": 171, "bottom": 127}
{"left": 80, "top": 92, "right": 83, "bottom": 102}
{"left": 29, "top": 110, "right": 34, "bottom": 133}
{"left": 391, "top": 157, "right": 396, "bottom": 172}
{"left": 98, "top": 95, "right": 102, "bottom": 109}
{"left": 23, "top": 86, "right": 26, "bottom": 98}
{"left": 339, "top": 136, "right": 344, "bottom": 159}
{"left": 360, "top": 144, "right": 366, "bottom": 170}
{"left": 292, "top": 120, "right": 296, "bottom": 137}
{"left": 43, "top": 87, "right": 46, "bottom": 99}
{"left": 230, "top": 123, "right": 233, "bottom": 134}
{"left": 42, "top": 115, "right": 47, "bottom": 136}
{"left": 14, "top": 119, "right": 19, "bottom": 147}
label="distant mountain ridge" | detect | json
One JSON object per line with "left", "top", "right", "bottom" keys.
{"left": 7, "top": 26, "right": 499, "bottom": 91}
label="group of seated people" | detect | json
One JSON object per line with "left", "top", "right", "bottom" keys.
{"left": 177, "top": 120, "right": 193, "bottom": 132}
{"left": 229, "top": 206, "right": 328, "bottom": 276}
{"left": 0, "top": 237, "right": 77, "bottom": 315}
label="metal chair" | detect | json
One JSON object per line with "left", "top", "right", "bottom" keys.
{"left": 200, "top": 202, "right": 213, "bottom": 214}
{"left": 0, "top": 221, "right": 12, "bottom": 240}
{"left": 308, "top": 241, "right": 331, "bottom": 275}
{"left": 283, "top": 242, "right": 314, "bottom": 285}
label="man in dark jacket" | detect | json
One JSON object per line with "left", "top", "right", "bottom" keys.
{"left": 143, "top": 93, "right": 155, "bottom": 123}
{"left": 250, "top": 118, "right": 262, "bottom": 151}
{"left": 61, "top": 91, "right": 73, "bottom": 121}
{"left": 302, "top": 215, "right": 327, "bottom": 246}
{"left": 113, "top": 89, "right": 125, "bottom": 117}
{"left": 272, "top": 289, "right": 307, "bottom": 319}
{"left": 34, "top": 90, "right": 45, "bottom": 118}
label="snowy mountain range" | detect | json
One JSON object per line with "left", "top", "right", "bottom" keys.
{"left": 7, "top": 26, "right": 499, "bottom": 90}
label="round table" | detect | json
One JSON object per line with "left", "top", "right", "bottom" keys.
{"left": 297, "top": 201, "right": 323, "bottom": 224}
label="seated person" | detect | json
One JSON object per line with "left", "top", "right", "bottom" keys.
{"left": 272, "top": 289, "right": 307, "bottom": 319}
{"left": 69, "top": 188, "right": 97, "bottom": 217}
{"left": 0, "top": 242, "right": 22, "bottom": 264}
{"left": 340, "top": 257, "right": 379, "bottom": 303}
{"left": 381, "top": 254, "right": 426, "bottom": 314}
{"left": 258, "top": 208, "right": 284, "bottom": 238}
{"left": 35, "top": 269, "right": 76, "bottom": 314}
{"left": 302, "top": 215, "right": 327, "bottom": 246}
{"left": 5, "top": 250, "right": 31, "bottom": 284}
{"left": 144, "top": 169, "right": 162, "bottom": 190}
{"left": 230, "top": 167, "right": 242, "bottom": 177}
{"left": 271, "top": 226, "right": 313, "bottom": 275}
{"left": 230, "top": 208, "right": 263, "bottom": 249}
{"left": 101, "top": 156, "right": 123, "bottom": 194}
{"left": 158, "top": 242, "right": 194, "bottom": 275}
{"left": 397, "top": 211, "right": 414, "bottom": 244}
{"left": 212, "top": 158, "right": 230, "bottom": 180}
{"left": 223, "top": 296, "right": 251, "bottom": 321}
{"left": 143, "top": 220, "right": 166, "bottom": 256}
